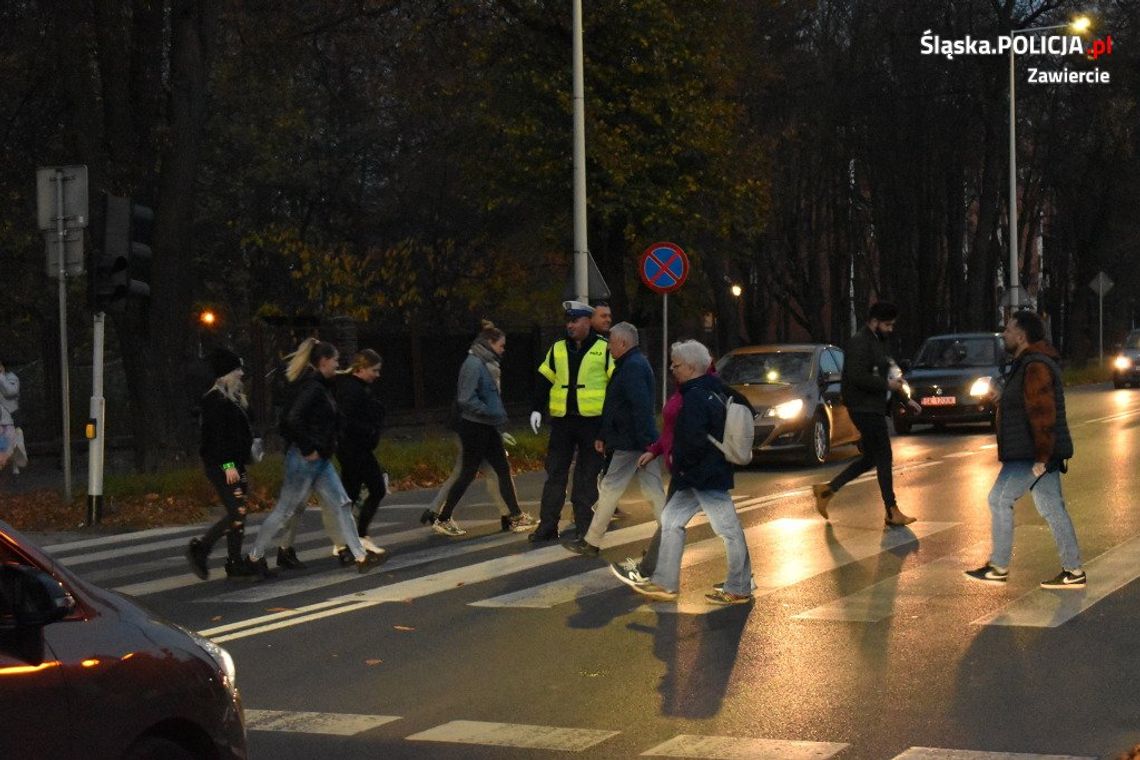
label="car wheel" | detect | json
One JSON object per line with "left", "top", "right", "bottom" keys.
{"left": 123, "top": 737, "right": 197, "bottom": 760}
{"left": 803, "top": 413, "right": 830, "bottom": 466}
{"left": 893, "top": 416, "right": 912, "bottom": 435}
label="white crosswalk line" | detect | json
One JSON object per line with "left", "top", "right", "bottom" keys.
{"left": 793, "top": 529, "right": 1054, "bottom": 623}
{"left": 642, "top": 734, "right": 849, "bottom": 759}
{"left": 644, "top": 519, "right": 958, "bottom": 615}
{"left": 197, "top": 519, "right": 512, "bottom": 604}
{"left": 244, "top": 709, "right": 400, "bottom": 735}
{"left": 473, "top": 518, "right": 958, "bottom": 613}
{"left": 42, "top": 524, "right": 207, "bottom": 554}
{"left": 971, "top": 533, "right": 1140, "bottom": 627}
{"left": 62, "top": 525, "right": 330, "bottom": 568}
{"left": 891, "top": 748, "right": 1093, "bottom": 760}
{"left": 406, "top": 720, "right": 619, "bottom": 752}
{"left": 942, "top": 451, "right": 980, "bottom": 458}
{"left": 116, "top": 520, "right": 493, "bottom": 598}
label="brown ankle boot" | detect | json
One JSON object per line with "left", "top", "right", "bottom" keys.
{"left": 884, "top": 506, "right": 917, "bottom": 527}
{"left": 812, "top": 484, "right": 834, "bottom": 520}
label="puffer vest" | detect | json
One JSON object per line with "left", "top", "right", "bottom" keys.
{"left": 997, "top": 352, "right": 1073, "bottom": 464}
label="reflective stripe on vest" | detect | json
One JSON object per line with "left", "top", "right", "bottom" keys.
{"left": 538, "top": 339, "right": 612, "bottom": 417}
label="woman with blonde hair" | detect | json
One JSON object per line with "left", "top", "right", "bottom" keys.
{"left": 243, "top": 338, "right": 387, "bottom": 577}
{"left": 335, "top": 349, "right": 389, "bottom": 556}
{"left": 430, "top": 321, "right": 535, "bottom": 536}
{"left": 186, "top": 348, "right": 256, "bottom": 580}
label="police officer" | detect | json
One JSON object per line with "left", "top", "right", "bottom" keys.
{"left": 529, "top": 301, "right": 614, "bottom": 542}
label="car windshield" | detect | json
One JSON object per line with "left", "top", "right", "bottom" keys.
{"left": 1126, "top": 332, "right": 1140, "bottom": 349}
{"left": 914, "top": 338, "right": 999, "bottom": 368}
{"left": 718, "top": 352, "right": 812, "bottom": 385}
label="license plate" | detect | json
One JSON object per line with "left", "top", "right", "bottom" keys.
{"left": 921, "top": 396, "right": 957, "bottom": 406}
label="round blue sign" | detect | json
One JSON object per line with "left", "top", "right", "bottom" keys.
{"left": 639, "top": 242, "right": 689, "bottom": 294}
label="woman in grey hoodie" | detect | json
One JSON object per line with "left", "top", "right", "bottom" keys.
{"left": 431, "top": 321, "right": 535, "bottom": 537}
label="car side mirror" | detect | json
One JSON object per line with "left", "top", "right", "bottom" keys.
{"left": 898, "top": 359, "right": 912, "bottom": 372}
{"left": 0, "top": 565, "right": 75, "bottom": 631}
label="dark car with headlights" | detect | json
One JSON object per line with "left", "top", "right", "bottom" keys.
{"left": 1112, "top": 329, "right": 1140, "bottom": 388}
{"left": 716, "top": 344, "right": 860, "bottom": 465}
{"left": 0, "top": 520, "right": 246, "bottom": 760}
{"left": 892, "top": 332, "right": 1007, "bottom": 434}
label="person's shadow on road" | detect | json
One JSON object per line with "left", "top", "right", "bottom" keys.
{"left": 628, "top": 603, "right": 752, "bottom": 719}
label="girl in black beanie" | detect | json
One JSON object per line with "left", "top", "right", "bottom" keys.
{"left": 186, "top": 348, "right": 256, "bottom": 579}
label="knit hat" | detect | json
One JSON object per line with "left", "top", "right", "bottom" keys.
{"left": 563, "top": 300, "right": 594, "bottom": 319}
{"left": 209, "top": 347, "right": 244, "bottom": 378}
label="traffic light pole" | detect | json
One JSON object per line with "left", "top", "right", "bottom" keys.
{"left": 86, "top": 312, "right": 106, "bottom": 524}
{"left": 54, "top": 168, "right": 73, "bottom": 503}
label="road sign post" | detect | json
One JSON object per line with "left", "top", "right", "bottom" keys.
{"left": 639, "top": 242, "right": 690, "bottom": 406}
{"left": 36, "top": 165, "right": 89, "bottom": 503}
{"left": 1089, "top": 271, "right": 1114, "bottom": 364}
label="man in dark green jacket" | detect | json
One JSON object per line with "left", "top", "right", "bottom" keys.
{"left": 812, "top": 302, "right": 921, "bottom": 527}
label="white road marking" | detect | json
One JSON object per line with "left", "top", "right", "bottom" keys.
{"left": 118, "top": 520, "right": 498, "bottom": 598}
{"left": 244, "top": 709, "right": 400, "bottom": 735}
{"left": 1079, "top": 408, "right": 1140, "bottom": 425}
{"left": 473, "top": 519, "right": 957, "bottom": 611}
{"left": 406, "top": 720, "right": 618, "bottom": 752}
{"left": 793, "top": 531, "right": 1055, "bottom": 623}
{"left": 891, "top": 748, "right": 1093, "bottom": 760}
{"left": 642, "top": 734, "right": 849, "bottom": 758}
{"left": 942, "top": 451, "right": 980, "bottom": 459}
{"left": 644, "top": 520, "right": 959, "bottom": 615}
{"left": 42, "top": 524, "right": 206, "bottom": 554}
{"left": 971, "top": 534, "right": 1140, "bottom": 627}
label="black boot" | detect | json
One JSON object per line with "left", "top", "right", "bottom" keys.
{"left": 245, "top": 555, "right": 276, "bottom": 580}
{"left": 225, "top": 558, "right": 257, "bottom": 579}
{"left": 185, "top": 539, "right": 209, "bottom": 580}
{"left": 277, "top": 546, "right": 307, "bottom": 570}
{"left": 419, "top": 508, "right": 438, "bottom": 526}
{"left": 500, "top": 515, "right": 512, "bottom": 532}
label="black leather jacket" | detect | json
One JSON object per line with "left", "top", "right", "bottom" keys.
{"left": 285, "top": 368, "right": 340, "bottom": 459}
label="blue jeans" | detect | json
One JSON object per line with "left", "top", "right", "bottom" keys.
{"left": 250, "top": 447, "right": 365, "bottom": 562}
{"left": 651, "top": 488, "right": 753, "bottom": 596}
{"left": 988, "top": 461, "right": 1082, "bottom": 571}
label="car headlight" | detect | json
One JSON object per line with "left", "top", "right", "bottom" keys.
{"left": 185, "top": 628, "right": 237, "bottom": 695}
{"left": 765, "top": 398, "right": 805, "bottom": 420}
{"left": 1114, "top": 355, "right": 1132, "bottom": 371}
{"left": 969, "top": 377, "right": 994, "bottom": 398}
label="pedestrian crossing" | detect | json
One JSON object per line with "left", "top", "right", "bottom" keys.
{"left": 244, "top": 709, "right": 1096, "bottom": 759}
{"left": 31, "top": 479, "right": 1140, "bottom": 641}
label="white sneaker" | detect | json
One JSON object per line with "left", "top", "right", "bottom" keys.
{"left": 432, "top": 519, "right": 467, "bottom": 537}
{"left": 359, "top": 536, "right": 382, "bottom": 554}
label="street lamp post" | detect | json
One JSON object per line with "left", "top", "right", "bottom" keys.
{"left": 1007, "top": 16, "right": 1090, "bottom": 313}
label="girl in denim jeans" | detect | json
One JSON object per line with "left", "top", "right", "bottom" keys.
{"left": 243, "top": 338, "right": 387, "bottom": 577}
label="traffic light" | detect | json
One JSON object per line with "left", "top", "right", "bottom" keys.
{"left": 91, "top": 193, "right": 153, "bottom": 313}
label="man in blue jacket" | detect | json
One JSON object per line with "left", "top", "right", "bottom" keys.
{"left": 565, "top": 322, "right": 665, "bottom": 556}
{"left": 628, "top": 339, "right": 755, "bottom": 605}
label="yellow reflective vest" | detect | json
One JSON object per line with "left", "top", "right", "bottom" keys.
{"left": 537, "top": 337, "right": 613, "bottom": 417}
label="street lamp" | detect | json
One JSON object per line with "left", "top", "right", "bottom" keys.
{"left": 1008, "top": 15, "right": 1091, "bottom": 312}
